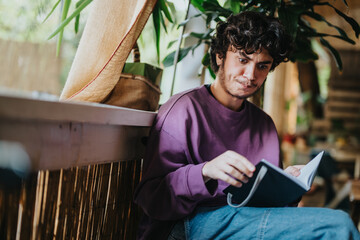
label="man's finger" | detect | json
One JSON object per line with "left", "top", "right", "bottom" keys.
{"left": 226, "top": 167, "right": 249, "bottom": 183}
{"left": 285, "top": 166, "right": 301, "bottom": 177}
{"left": 218, "top": 172, "right": 243, "bottom": 187}
{"left": 226, "top": 151, "right": 255, "bottom": 177}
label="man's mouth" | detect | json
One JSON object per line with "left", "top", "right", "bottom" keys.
{"left": 236, "top": 79, "right": 256, "bottom": 89}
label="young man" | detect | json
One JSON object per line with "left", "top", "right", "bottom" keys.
{"left": 134, "top": 11, "right": 360, "bottom": 240}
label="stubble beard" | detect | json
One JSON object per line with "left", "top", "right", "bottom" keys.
{"left": 217, "top": 64, "right": 260, "bottom": 100}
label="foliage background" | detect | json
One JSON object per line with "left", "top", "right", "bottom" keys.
{"left": 0, "top": 0, "right": 358, "bottom": 100}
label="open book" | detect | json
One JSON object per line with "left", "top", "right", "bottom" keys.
{"left": 223, "top": 151, "right": 324, "bottom": 207}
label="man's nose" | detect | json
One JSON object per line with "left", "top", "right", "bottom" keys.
{"left": 243, "top": 64, "right": 256, "bottom": 81}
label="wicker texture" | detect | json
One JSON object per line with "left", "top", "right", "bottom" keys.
{"left": 0, "top": 160, "right": 142, "bottom": 240}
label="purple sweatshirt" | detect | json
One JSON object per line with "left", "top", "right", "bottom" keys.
{"left": 134, "top": 85, "right": 280, "bottom": 239}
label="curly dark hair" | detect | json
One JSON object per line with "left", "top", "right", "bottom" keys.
{"left": 210, "top": 11, "right": 293, "bottom": 73}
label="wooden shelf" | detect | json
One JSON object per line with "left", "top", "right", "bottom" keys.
{"left": 0, "top": 93, "right": 157, "bottom": 171}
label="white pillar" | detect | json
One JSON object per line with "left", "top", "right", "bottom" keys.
{"left": 264, "top": 62, "right": 298, "bottom": 136}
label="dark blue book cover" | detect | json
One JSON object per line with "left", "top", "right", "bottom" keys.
{"left": 223, "top": 151, "right": 324, "bottom": 207}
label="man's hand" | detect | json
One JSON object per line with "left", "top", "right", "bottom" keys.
{"left": 284, "top": 165, "right": 304, "bottom": 177}
{"left": 201, "top": 150, "right": 255, "bottom": 187}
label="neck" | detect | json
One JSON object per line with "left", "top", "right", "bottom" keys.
{"left": 211, "top": 80, "right": 245, "bottom": 111}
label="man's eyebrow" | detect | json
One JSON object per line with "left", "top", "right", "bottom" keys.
{"left": 258, "top": 60, "right": 273, "bottom": 65}
{"left": 239, "top": 51, "right": 251, "bottom": 60}
{"left": 239, "top": 51, "right": 273, "bottom": 64}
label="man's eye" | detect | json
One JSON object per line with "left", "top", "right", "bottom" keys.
{"left": 239, "top": 58, "right": 248, "bottom": 63}
{"left": 258, "top": 64, "right": 269, "bottom": 70}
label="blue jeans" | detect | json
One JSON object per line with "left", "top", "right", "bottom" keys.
{"left": 169, "top": 206, "right": 360, "bottom": 240}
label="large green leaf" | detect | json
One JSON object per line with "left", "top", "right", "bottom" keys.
{"left": 291, "top": 37, "right": 318, "bottom": 63}
{"left": 187, "top": 0, "right": 359, "bottom": 72}
{"left": 167, "top": 39, "right": 178, "bottom": 49}
{"left": 299, "top": 20, "right": 355, "bottom": 44}
{"left": 162, "top": 47, "right": 192, "bottom": 67}
{"left": 42, "top": 0, "right": 61, "bottom": 23}
{"left": 56, "top": 0, "right": 72, "bottom": 56}
{"left": 278, "top": 4, "right": 304, "bottom": 39}
{"left": 223, "top": 0, "right": 242, "bottom": 14}
{"left": 208, "top": 65, "right": 216, "bottom": 79}
{"left": 190, "top": 29, "right": 213, "bottom": 40}
{"left": 204, "top": 12, "right": 221, "bottom": 26}
{"left": 48, "top": 0, "right": 92, "bottom": 40}
{"left": 315, "top": 2, "right": 360, "bottom": 38}
{"left": 203, "top": 0, "right": 232, "bottom": 17}
{"left": 178, "top": 13, "right": 203, "bottom": 28}
{"left": 191, "top": 42, "right": 203, "bottom": 54}
{"left": 160, "top": 9, "right": 168, "bottom": 34}
{"left": 201, "top": 52, "right": 210, "bottom": 66}
{"left": 152, "top": 0, "right": 176, "bottom": 64}
{"left": 319, "top": 37, "right": 343, "bottom": 71}
{"left": 311, "top": 32, "right": 355, "bottom": 44}
{"left": 152, "top": 3, "right": 162, "bottom": 64}
{"left": 191, "top": 0, "right": 206, "bottom": 13}
{"left": 74, "top": 0, "right": 87, "bottom": 33}
{"left": 304, "top": 11, "right": 354, "bottom": 43}
{"left": 159, "top": 0, "right": 173, "bottom": 23}
{"left": 332, "top": 6, "right": 359, "bottom": 38}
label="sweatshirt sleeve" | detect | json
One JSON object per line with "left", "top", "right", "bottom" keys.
{"left": 134, "top": 128, "right": 217, "bottom": 221}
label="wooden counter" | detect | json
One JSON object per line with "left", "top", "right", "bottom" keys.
{"left": 0, "top": 93, "right": 157, "bottom": 171}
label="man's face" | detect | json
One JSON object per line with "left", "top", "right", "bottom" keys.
{"left": 216, "top": 47, "right": 273, "bottom": 99}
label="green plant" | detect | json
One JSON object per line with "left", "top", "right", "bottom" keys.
{"left": 45, "top": 0, "right": 359, "bottom": 73}
{"left": 44, "top": 0, "right": 173, "bottom": 60}
{"left": 44, "top": 0, "right": 92, "bottom": 56}
{"left": 163, "top": 0, "right": 359, "bottom": 75}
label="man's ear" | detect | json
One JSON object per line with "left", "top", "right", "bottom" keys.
{"left": 216, "top": 54, "right": 223, "bottom": 66}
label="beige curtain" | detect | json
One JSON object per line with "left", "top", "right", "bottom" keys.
{"left": 60, "top": 0, "right": 157, "bottom": 102}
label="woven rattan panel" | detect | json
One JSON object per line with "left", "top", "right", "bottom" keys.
{"left": 0, "top": 160, "right": 143, "bottom": 239}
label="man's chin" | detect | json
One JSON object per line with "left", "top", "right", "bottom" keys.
{"left": 230, "top": 92, "right": 253, "bottom": 100}
{"left": 231, "top": 90, "right": 257, "bottom": 99}
{"left": 236, "top": 94, "right": 252, "bottom": 100}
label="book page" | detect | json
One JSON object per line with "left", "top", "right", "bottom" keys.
{"left": 261, "top": 159, "right": 307, "bottom": 189}
{"left": 296, "top": 151, "right": 324, "bottom": 189}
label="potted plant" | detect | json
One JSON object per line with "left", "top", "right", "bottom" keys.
{"left": 163, "top": 0, "right": 359, "bottom": 73}
{"left": 45, "top": 0, "right": 174, "bottom": 111}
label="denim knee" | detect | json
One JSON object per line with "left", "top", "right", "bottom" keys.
{"left": 330, "top": 210, "right": 354, "bottom": 228}
{"left": 322, "top": 209, "right": 359, "bottom": 239}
